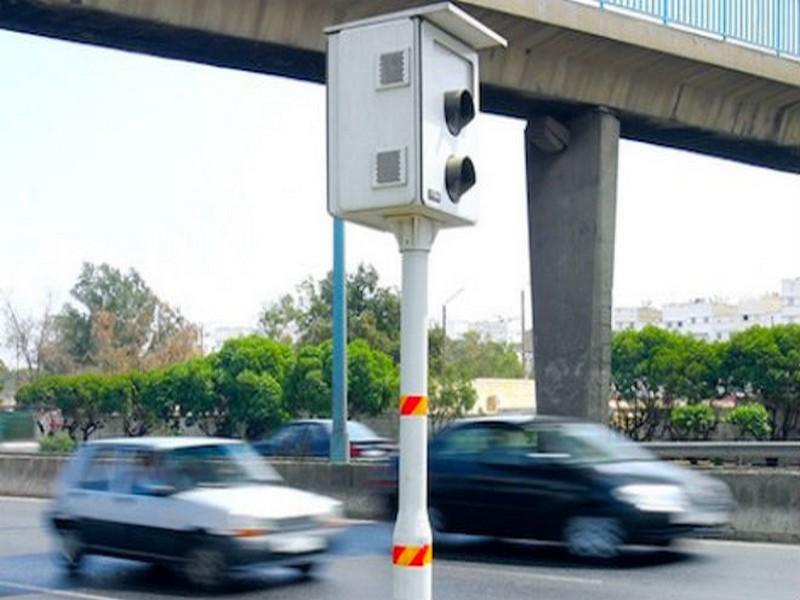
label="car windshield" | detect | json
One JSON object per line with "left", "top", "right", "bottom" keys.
{"left": 535, "top": 423, "right": 655, "bottom": 465}
{"left": 346, "top": 421, "right": 379, "bottom": 441}
{"left": 161, "top": 443, "right": 282, "bottom": 489}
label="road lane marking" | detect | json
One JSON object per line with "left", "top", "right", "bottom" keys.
{"left": 0, "top": 496, "right": 49, "bottom": 504}
{"left": 688, "top": 538, "right": 800, "bottom": 551}
{"left": 0, "top": 580, "right": 123, "bottom": 600}
{"left": 439, "top": 561, "right": 603, "bottom": 585}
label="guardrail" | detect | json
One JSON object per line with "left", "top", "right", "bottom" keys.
{"left": 574, "top": 0, "right": 800, "bottom": 59}
{"left": 643, "top": 441, "right": 800, "bottom": 467}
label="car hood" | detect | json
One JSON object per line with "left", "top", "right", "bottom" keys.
{"left": 592, "top": 459, "right": 700, "bottom": 483}
{"left": 176, "top": 484, "right": 341, "bottom": 519}
{"left": 591, "top": 460, "right": 733, "bottom": 505}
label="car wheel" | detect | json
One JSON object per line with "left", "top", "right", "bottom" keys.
{"left": 563, "top": 516, "right": 623, "bottom": 559}
{"left": 183, "top": 546, "right": 228, "bottom": 589}
{"left": 58, "top": 528, "right": 85, "bottom": 572}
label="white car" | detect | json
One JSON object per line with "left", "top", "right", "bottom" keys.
{"left": 49, "top": 437, "right": 344, "bottom": 587}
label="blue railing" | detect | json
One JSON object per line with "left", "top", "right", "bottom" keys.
{"left": 582, "top": 0, "right": 800, "bottom": 59}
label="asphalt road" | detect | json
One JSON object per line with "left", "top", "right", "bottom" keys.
{"left": 0, "top": 497, "right": 798, "bottom": 600}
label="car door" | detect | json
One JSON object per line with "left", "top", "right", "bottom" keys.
{"left": 108, "top": 447, "right": 190, "bottom": 561}
{"left": 69, "top": 445, "right": 132, "bottom": 551}
{"left": 269, "top": 423, "right": 310, "bottom": 457}
{"left": 486, "top": 423, "right": 590, "bottom": 539}
{"left": 305, "top": 423, "right": 330, "bottom": 458}
{"left": 429, "top": 423, "right": 510, "bottom": 535}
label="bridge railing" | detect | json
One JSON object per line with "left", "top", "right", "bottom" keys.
{"left": 577, "top": 0, "right": 800, "bottom": 59}
{"left": 643, "top": 441, "right": 800, "bottom": 467}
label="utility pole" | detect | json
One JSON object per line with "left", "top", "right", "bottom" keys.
{"left": 521, "top": 289, "right": 526, "bottom": 377}
{"left": 441, "top": 288, "right": 464, "bottom": 377}
{"left": 331, "top": 217, "right": 349, "bottom": 463}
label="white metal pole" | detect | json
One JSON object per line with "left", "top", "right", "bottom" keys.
{"left": 392, "top": 217, "right": 436, "bottom": 600}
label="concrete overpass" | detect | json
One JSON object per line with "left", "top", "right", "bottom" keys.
{"left": 2, "top": 0, "right": 798, "bottom": 421}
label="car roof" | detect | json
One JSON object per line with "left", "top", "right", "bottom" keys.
{"left": 86, "top": 437, "right": 243, "bottom": 450}
{"left": 448, "top": 414, "right": 580, "bottom": 427}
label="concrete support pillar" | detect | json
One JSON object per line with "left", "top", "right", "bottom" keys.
{"left": 525, "top": 110, "right": 619, "bottom": 422}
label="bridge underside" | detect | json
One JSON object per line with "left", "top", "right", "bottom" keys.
{"left": 1, "top": 0, "right": 798, "bottom": 172}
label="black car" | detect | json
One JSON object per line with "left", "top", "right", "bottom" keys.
{"left": 254, "top": 419, "right": 396, "bottom": 460}
{"left": 387, "top": 415, "right": 733, "bottom": 558}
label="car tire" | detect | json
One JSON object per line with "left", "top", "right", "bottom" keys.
{"left": 183, "top": 545, "right": 228, "bottom": 589}
{"left": 563, "top": 516, "right": 623, "bottom": 559}
{"left": 57, "top": 528, "right": 85, "bottom": 572}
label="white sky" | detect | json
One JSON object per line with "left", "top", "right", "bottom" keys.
{"left": 1, "top": 29, "right": 799, "bottom": 357}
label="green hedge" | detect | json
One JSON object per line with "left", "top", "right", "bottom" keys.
{"left": 15, "top": 335, "right": 398, "bottom": 442}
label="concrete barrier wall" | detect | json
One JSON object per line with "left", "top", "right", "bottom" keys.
{"left": 0, "top": 453, "right": 797, "bottom": 542}
{"left": 711, "top": 469, "right": 800, "bottom": 544}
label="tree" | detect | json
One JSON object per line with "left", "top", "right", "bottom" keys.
{"left": 159, "top": 358, "right": 216, "bottom": 435}
{"left": 343, "top": 339, "right": 398, "bottom": 417}
{"left": 55, "top": 262, "right": 199, "bottom": 373}
{"left": 444, "top": 330, "right": 525, "bottom": 380}
{"left": 15, "top": 373, "right": 127, "bottom": 441}
{"left": 0, "top": 359, "right": 7, "bottom": 393}
{"left": 211, "top": 335, "right": 294, "bottom": 438}
{"left": 611, "top": 326, "right": 722, "bottom": 441}
{"left": 283, "top": 344, "right": 331, "bottom": 417}
{"left": 724, "top": 325, "right": 800, "bottom": 440}
{"left": 259, "top": 294, "right": 300, "bottom": 344}
{"left": 259, "top": 264, "right": 402, "bottom": 361}
{"left": 670, "top": 403, "right": 717, "bottom": 441}
{"left": 2, "top": 297, "right": 69, "bottom": 382}
{"left": 726, "top": 403, "right": 771, "bottom": 441}
{"left": 429, "top": 371, "right": 477, "bottom": 432}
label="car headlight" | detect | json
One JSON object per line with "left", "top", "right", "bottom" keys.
{"left": 612, "top": 484, "right": 688, "bottom": 513}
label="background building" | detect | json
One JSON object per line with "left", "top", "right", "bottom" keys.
{"left": 613, "top": 306, "right": 662, "bottom": 331}
{"left": 614, "top": 275, "right": 800, "bottom": 341}
{"left": 781, "top": 277, "right": 800, "bottom": 325}
{"left": 469, "top": 378, "right": 536, "bottom": 415}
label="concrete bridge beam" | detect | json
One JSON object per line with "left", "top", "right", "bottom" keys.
{"left": 526, "top": 110, "right": 619, "bottom": 422}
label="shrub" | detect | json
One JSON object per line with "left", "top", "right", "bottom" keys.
{"left": 670, "top": 403, "right": 717, "bottom": 440}
{"left": 726, "top": 403, "right": 771, "bottom": 440}
{"left": 39, "top": 432, "right": 76, "bottom": 454}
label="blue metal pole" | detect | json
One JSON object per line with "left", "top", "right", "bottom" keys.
{"left": 331, "top": 217, "right": 349, "bottom": 463}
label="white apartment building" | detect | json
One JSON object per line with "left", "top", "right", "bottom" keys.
{"left": 662, "top": 299, "right": 738, "bottom": 341}
{"left": 615, "top": 276, "right": 800, "bottom": 342}
{"left": 781, "top": 277, "right": 800, "bottom": 325}
{"left": 448, "top": 318, "right": 521, "bottom": 345}
{"left": 613, "top": 306, "right": 662, "bottom": 331}
{"left": 738, "top": 294, "right": 783, "bottom": 328}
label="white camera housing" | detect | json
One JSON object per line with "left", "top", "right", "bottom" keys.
{"left": 326, "top": 3, "right": 505, "bottom": 231}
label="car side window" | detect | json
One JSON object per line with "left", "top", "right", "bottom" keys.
{"left": 531, "top": 426, "right": 574, "bottom": 459}
{"left": 438, "top": 424, "right": 535, "bottom": 456}
{"left": 272, "top": 425, "right": 303, "bottom": 453}
{"left": 438, "top": 426, "right": 496, "bottom": 454}
{"left": 79, "top": 447, "right": 117, "bottom": 491}
{"left": 307, "top": 424, "right": 328, "bottom": 453}
{"left": 111, "top": 449, "right": 166, "bottom": 495}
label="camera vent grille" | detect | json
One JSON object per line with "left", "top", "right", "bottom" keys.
{"left": 378, "top": 50, "right": 408, "bottom": 88}
{"left": 374, "top": 149, "right": 406, "bottom": 187}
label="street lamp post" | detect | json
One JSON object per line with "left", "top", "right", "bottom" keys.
{"left": 441, "top": 288, "right": 464, "bottom": 376}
